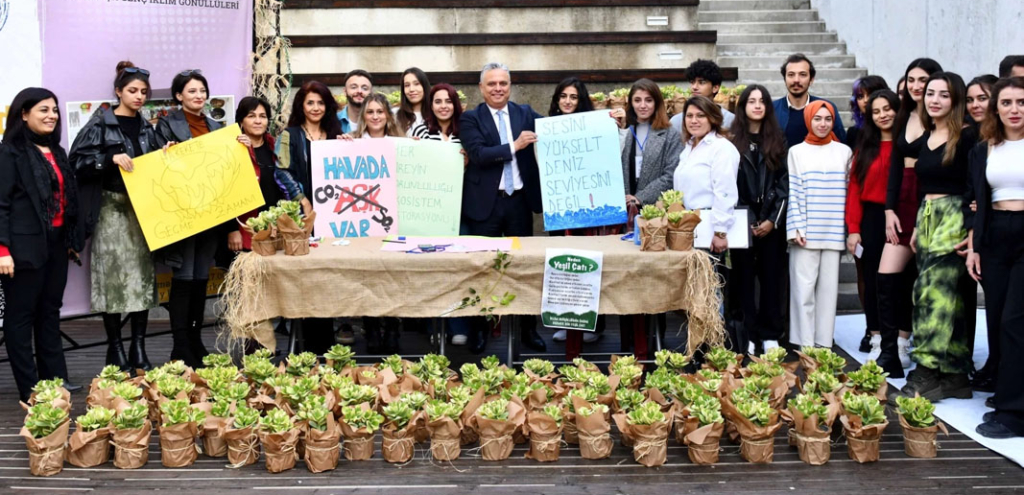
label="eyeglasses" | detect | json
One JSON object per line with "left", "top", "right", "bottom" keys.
{"left": 122, "top": 67, "right": 150, "bottom": 77}
{"left": 179, "top": 69, "right": 203, "bottom": 77}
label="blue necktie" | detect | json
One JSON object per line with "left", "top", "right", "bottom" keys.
{"left": 497, "top": 110, "right": 514, "bottom": 195}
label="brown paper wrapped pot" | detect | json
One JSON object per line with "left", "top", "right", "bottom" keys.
{"left": 841, "top": 415, "right": 887, "bottom": 464}
{"left": 426, "top": 416, "right": 463, "bottom": 461}
{"left": 898, "top": 414, "right": 946, "bottom": 459}
{"left": 66, "top": 426, "right": 111, "bottom": 468}
{"left": 684, "top": 421, "right": 724, "bottom": 465}
{"left": 631, "top": 420, "right": 671, "bottom": 467}
{"left": 303, "top": 416, "right": 342, "bottom": 473}
{"left": 158, "top": 422, "right": 201, "bottom": 467}
{"left": 259, "top": 427, "right": 300, "bottom": 473}
{"left": 222, "top": 425, "right": 261, "bottom": 468}
{"left": 112, "top": 422, "right": 152, "bottom": 469}
{"left": 21, "top": 419, "right": 70, "bottom": 477}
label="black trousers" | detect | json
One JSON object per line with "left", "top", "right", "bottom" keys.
{"left": 463, "top": 191, "right": 536, "bottom": 336}
{"left": 982, "top": 211, "right": 1024, "bottom": 434}
{"left": 729, "top": 227, "right": 786, "bottom": 342}
{"left": 859, "top": 203, "right": 887, "bottom": 332}
{"left": 1, "top": 231, "right": 70, "bottom": 402}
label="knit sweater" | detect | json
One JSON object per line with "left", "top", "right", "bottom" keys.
{"left": 786, "top": 140, "right": 852, "bottom": 251}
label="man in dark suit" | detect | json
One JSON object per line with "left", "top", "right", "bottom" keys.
{"left": 459, "top": 62, "right": 547, "bottom": 354}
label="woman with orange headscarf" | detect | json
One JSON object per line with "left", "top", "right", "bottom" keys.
{"left": 785, "top": 100, "right": 853, "bottom": 348}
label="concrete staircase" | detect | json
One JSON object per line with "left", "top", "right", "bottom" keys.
{"left": 698, "top": 0, "right": 865, "bottom": 124}
{"left": 281, "top": 1, "right": 720, "bottom": 111}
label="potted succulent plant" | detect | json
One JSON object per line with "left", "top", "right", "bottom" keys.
{"left": 525, "top": 404, "right": 564, "bottom": 462}
{"left": 381, "top": 400, "right": 420, "bottom": 463}
{"left": 258, "top": 407, "right": 301, "bottom": 473}
{"left": 339, "top": 404, "right": 383, "bottom": 461}
{"left": 895, "top": 395, "right": 947, "bottom": 458}
{"left": 471, "top": 397, "right": 524, "bottom": 461}
{"left": 683, "top": 395, "right": 725, "bottom": 465}
{"left": 296, "top": 395, "right": 341, "bottom": 473}
{"left": 840, "top": 392, "right": 888, "bottom": 463}
{"left": 626, "top": 401, "right": 672, "bottom": 467}
{"left": 67, "top": 406, "right": 115, "bottom": 468}
{"left": 111, "top": 400, "right": 151, "bottom": 469}
{"left": 21, "top": 402, "right": 71, "bottom": 476}
{"left": 424, "top": 399, "right": 464, "bottom": 461}
{"left": 223, "top": 405, "right": 262, "bottom": 468}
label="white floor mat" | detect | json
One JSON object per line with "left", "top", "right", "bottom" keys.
{"left": 834, "top": 310, "right": 1024, "bottom": 467}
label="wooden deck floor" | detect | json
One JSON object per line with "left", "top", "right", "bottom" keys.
{"left": 1, "top": 317, "right": 1022, "bottom": 494}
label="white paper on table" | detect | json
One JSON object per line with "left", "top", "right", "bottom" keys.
{"left": 693, "top": 208, "right": 751, "bottom": 250}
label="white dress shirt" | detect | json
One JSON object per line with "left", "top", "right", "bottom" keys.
{"left": 673, "top": 130, "right": 740, "bottom": 233}
{"left": 489, "top": 105, "right": 524, "bottom": 192}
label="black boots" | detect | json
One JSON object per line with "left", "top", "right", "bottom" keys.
{"left": 128, "top": 311, "right": 151, "bottom": 371}
{"left": 102, "top": 313, "right": 130, "bottom": 371}
{"left": 189, "top": 280, "right": 210, "bottom": 362}
{"left": 875, "top": 273, "right": 905, "bottom": 378}
{"left": 363, "top": 317, "right": 399, "bottom": 355}
{"left": 169, "top": 278, "right": 200, "bottom": 368}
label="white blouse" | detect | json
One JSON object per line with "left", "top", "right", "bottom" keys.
{"left": 673, "top": 131, "right": 740, "bottom": 233}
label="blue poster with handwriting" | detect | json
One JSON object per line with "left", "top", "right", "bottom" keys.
{"left": 536, "top": 111, "right": 628, "bottom": 231}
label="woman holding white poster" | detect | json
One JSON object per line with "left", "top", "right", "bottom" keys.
{"left": 153, "top": 69, "right": 224, "bottom": 368}
{"left": 70, "top": 61, "right": 160, "bottom": 371}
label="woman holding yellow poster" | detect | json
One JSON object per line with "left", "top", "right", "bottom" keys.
{"left": 70, "top": 61, "right": 160, "bottom": 372}
{"left": 153, "top": 69, "right": 224, "bottom": 368}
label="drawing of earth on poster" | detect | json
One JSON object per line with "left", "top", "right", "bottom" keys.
{"left": 123, "top": 124, "right": 264, "bottom": 250}
{"left": 311, "top": 138, "right": 398, "bottom": 238}
{"left": 536, "top": 110, "right": 628, "bottom": 231}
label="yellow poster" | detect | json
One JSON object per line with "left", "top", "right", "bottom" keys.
{"left": 122, "top": 124, "right": 265, "bottom": 250}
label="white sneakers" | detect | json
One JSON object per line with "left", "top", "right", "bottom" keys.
{"left": 898, "top": 336, "right": 913, "bottom": 368}
{"left": 552, "top": 330, "right": 568, "bottom": 342}
{"left": 763, "top": 340, "right": 779, "bottom": 352}
{"left": 867, "top": 334, "right": 882, "bottom": 362}
{"left": 747, "top": 341, "right": 756, "bottom": 355}
{"left": 451, "top": 334, "right": 468, "bottom": 346}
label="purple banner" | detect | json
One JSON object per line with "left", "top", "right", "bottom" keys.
{"left": 41, "top": 0, "right": 253, "bottom": 147}
{"left": 37, "top": 0, "right": 252, "bottom": 317}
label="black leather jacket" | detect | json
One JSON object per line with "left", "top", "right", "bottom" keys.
{"left": 69, "top": 109, "right": 159, "bottom": 239}
{"left": 154, "top": 109, "right": 223, "bottom": 147}
{"left": 736, "top": 141, "right": 789, "bottom": 227}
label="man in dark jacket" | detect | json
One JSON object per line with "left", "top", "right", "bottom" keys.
{"left": 459, "top": 62, "right": 547, "bottom": 354}
{"left": 773, "top": 53, "right": 846, "bottom": 148}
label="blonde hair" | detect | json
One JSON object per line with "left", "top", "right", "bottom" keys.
{"left": 353, "top": 93, "right": 402, "bottom": 138}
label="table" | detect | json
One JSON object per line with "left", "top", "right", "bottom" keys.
{"left": 221, "top": 236, "right": 724, "bottom": 363}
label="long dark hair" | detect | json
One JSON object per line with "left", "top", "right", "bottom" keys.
{"left": 982, "top": 77, "right": 1024, "bottom": 145}
{"left": 626, "top": 79, "right": 670, "bottom": 130}
{"left": 729, "top": 84, "right": 786, "bottom": 171}
{"left": 422, "top": 83, "right": 463, "bottom": 137}
{"left": 853, "top": 89, "right": 900, "bottom": 185}
{"left": 895, "top": 58, "right": 942, "bottom": 135}
{"left": 548, "top": 77, "right": 595, "bottom": 116}
{"left": 3, "top": 87, "right": 63, "bottom": 150}
{"left": 396, "top": 67, "right": 430, "bottom": 133}
{"left": 850, "top": 75, "right": 888, "bottom": 128}
{"left": 287, "top": 80, "right": 341, "bottom": 138}
{"left": 920, "top": 72, "right": 967, "bottom": 166}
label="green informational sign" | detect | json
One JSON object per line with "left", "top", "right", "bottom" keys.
{"left": 395, "top": 139, "right": 465, "bottom": 236}
{"left": 541, "top": 248, "right": 604, "bottom": 331}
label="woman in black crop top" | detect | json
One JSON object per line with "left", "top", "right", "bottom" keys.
{"left": 966, "top": 77, "right": 1024, "bottom": 439}
{"left": 876, "top": 58, "right": 942, "bottom": 378}
{"left": 891, "top": 72, "right": 978, "bottom": 403}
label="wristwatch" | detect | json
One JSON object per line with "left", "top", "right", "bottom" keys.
{"left": 714, "top": 231, "right": 727, "bottom": 239}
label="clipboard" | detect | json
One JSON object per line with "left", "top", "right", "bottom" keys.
{"left": 693, "top": 208, "right": 751, "bottom": 250}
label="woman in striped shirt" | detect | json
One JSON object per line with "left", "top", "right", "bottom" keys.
{"left": 786, "top": 100, "right": 852, "bottom": 348}
{"left": 411, "top": 83, "right": 463, "bottom": 144}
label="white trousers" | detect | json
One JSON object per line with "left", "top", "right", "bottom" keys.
{"left": 789, "top": 246, "right": 841, "bottom": 348}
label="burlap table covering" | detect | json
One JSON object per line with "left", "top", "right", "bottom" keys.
{"left": 224, "top": 236, "right": 723, "bottom": 353}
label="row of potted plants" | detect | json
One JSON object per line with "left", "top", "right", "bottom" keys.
{"left": 21, "top": 344, "right": 947, "bottom": 477}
